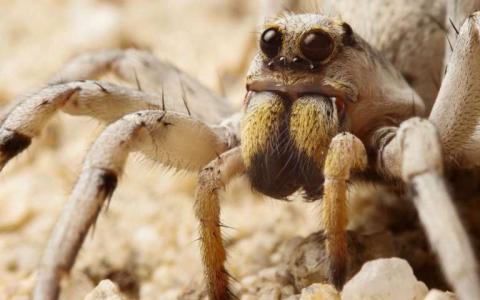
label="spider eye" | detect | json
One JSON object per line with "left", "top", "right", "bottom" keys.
{"left": 300, "top": 30, "right": 334, "bottom": 63}
{"left": 260, "top": 28, "right": 283, "bottom": 58}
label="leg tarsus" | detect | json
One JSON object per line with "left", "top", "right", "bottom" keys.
{"left": 322, "top": 133, "right": 367, "bottom": 289}
{"left": 329, "top": 250, "right": 348, "bottom": 290}
{"left": 34, "top": 168, "right": 119, "bottom": 300}
{"left": 195, "top": 148, "right": 244, "bottom": 300}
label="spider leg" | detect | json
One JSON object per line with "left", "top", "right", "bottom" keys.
{"left": 195, "top": 147, "right": 245, "bottom": 300}
{"left": 0, "top": 80, "right": 158, "bottom": 170}
{"left": 430, "top": 12, "right": 480, "bottom": 167}
{"left": 322, "top": 132, "right": 367, "bottom": 289}
{"left": 371, "top": 118, "right": 480, "bottom": 300}
{"left": 48, "top": 48, "right": 199, "bottom": 93}
{"left": 33, "top": 110, "right": 233, "bottom": 300}
{"left": 366, "top": 12, "right": 480, "bottom": 299}
{"left": 445, "top": 0, "right": 480, "bottom": 64}
{"left": 48, "top": 49, "right": 126, "bottom": 85}
{"left": 49, "top": 49, "right": 232, "bottom": 123}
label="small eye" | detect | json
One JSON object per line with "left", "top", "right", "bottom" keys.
{"left": 260, "top": 28, "right": 283, "bottom": 58}
{"left": 300, "top": 30, "right": 334, "bottom": 62}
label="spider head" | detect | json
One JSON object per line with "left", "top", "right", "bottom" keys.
{"left": 241, "top": 14, "right": 365, "bottom": 200}
{"left": 245, "top": 13, "right": 363, "bottom": 113}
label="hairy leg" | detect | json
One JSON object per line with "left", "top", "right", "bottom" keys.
{"left": 0, "top": 75, "right": 238, "bottom": 171}
{"left": 322, "top": 132, "right": 367, "bottom": 288}
{"left": 425, "top": 13, "right": 480, "bottom": 298}
{"left": 195, "top": 147, "right": 245, "bottom": 300}
{"left": 33, "top": 110, "right": 232, "bottom": 300}
{"left": 371, "top": 118, "right": 480, "bottom": 300}
{"left": 0, "top": 48, "right": 234, "bottom": 171}
{"left": 49, "top": 49, "right": 232, "bottom": 123}
{"left": 0, "top": 80, "right": 159, "bottom": 170}
{"left": 370, "top": 8, "right": 480, "bottom": 295}
{"left": 371, "top": 20, "right": 480, "bottom": 297}
{"left": 0, "top": 49, "right": 162, "bottom": 122}
{"left": 445, "top": 0, "right": 480, "bottom": 64}
{"left": 430, "top": 12, "right": 480, "bottom": 166}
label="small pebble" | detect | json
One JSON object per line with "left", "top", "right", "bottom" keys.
{"left": 341, "top": 258, "right": 427, "bottom": 300}
{"left": 84, "top": 280, "right": 125, "bottom": 300}
{"left": 280, "top": 285, "right": 296, "bottom": 297}
{"left": 423, "top": 289, "right": 457, "bottom": 300}
{"left": 300, "top": 283, "right": 339, "bottom": 300}
{"left": 0, "top": 199, "right": 32, "bottom": 232}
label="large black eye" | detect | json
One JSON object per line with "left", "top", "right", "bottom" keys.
{"left": 260, "top": 28, "right": 282, "bottom": 58}
{"left": 300, "top": 30, "right": 334, "bottom": 62}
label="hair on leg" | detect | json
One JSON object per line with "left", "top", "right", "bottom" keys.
{"left": 322, "top": 132, "right": 367, "bottom": 289}
{"left": 372, "top": 117, "right": 480, "bottom": 300}
{"left": 195, "top": 147, "right": 245, "bottom": 300}
{"left": 33, "top": 110, "right": 232, "bottom": 300}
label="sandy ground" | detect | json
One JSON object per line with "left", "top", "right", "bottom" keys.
{"left": 0, "top": 1, "right": 324, "bottom": 299}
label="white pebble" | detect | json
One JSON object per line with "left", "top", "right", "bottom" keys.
{"left": 424, "top": 289, "right": 457, "bottom": 300}
{"left": 84, "top": 280, "right": 125, "bottom": 300}
{"left": 341, "top": 257, "right": 424, "bottom": 300}
{"left": 414, "top": 281, "right": 429, "bottom": 300}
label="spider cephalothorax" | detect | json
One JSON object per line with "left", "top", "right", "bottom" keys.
{"left": 241, "top": 14, "right": 422, "bottom": 200}
{"left": 245, "top": 14, "right": 425, "bottom": 139}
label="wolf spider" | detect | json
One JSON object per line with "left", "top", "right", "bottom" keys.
{"left": 1, "top": 1, "right": 480, "bottom": 299}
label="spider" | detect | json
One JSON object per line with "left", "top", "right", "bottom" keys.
{"left": 1, "top": 1, "right": 480, "bottom": 300}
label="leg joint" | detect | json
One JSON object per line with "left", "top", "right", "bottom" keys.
{"left": 398, "top": 117, "right": 443, "bottom": 180}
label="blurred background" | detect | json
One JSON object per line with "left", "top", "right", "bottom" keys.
{"left": 0, "top": 0, "right": 324, "bottom": 299}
